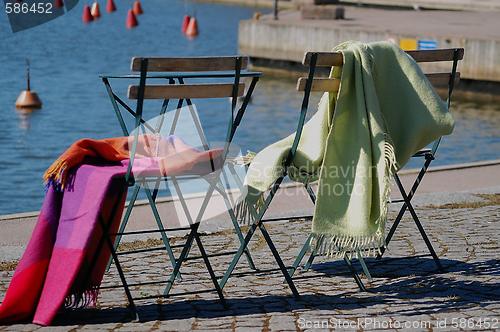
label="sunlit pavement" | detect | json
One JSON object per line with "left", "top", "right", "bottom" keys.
{"left": 1, "top": 191, "right": 499, "bottom": 331}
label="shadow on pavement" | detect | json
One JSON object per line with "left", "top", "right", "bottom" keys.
{"left": 53, "top": 257, "right": 500, "bottom": 326}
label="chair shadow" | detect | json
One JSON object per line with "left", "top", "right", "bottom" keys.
{"left": 53, "top": 257, "right": 499, "bottom": 326}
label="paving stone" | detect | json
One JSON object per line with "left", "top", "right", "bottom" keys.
{"left": 1, "top": 203, "right": 499, "bottom": 331}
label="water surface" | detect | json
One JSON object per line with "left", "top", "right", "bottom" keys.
{"left": 0, "top": 1, "right": 498, "bottom": 214}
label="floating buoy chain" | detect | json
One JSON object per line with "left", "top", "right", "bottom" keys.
{"left": 81, "top": 0, "right": 143, "bottom": 30}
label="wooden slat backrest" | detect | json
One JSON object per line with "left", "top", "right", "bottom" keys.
{"left": 302, "top": 48, "right": 464, "bottom": 67}
{"left": 297, "top": 72, "right": 461, "bottom": 92}
{"left": 296, "top": 78, "right": 339, "bottom": 92}
{"left": 128, "top": 83, "right": 245, "bottom": 99}
{"left": 131, "top": 56, "right": 248, "bottom": 72}
{"left": 299, "top": 48, "right": 463, "bottom": 93}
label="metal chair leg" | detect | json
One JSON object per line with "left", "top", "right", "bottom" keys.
{"left": 377, "top": 203, "right": 405, "bottom": 259}
{"left": 393, "top": 175, "right": 443, "bottom": 271}
{"left": 162, "top": 224, "right": 226, "bottom": 305}
{"left": 221, "top": 166, "right": 258, "bottom": 270}
{"left": 163, "top": 228, "right": 196, "bottom": 296}
{"left": 97, "top": 191, "right": 138, "bottom": 321}
{"left": 216, "top": 183, "right": 257, "bottom": 271}
{"left": 106, "top": 184, "right": 140, "bottom": 272}
{"left": 192, "top": 231, "right": 226, "bottom": 305}
{"left": 357, "top": 250, "right": 372, "bottom": 281}
{"left": 288, "top": 234, "right": 312, "bottom": 277}
{"left": 378, "top": 157, "right": 433, "bottom": 259}
{"left": 141, "top": 183, "right": 185, "bottom": 282}
{"left": 219, "top": 222, "right": 259, "bottom": 289}
{"left": 302, "top": 184, "right": 318, "bottom": 272}
{"left": 343, "top": 256, "right": 367, "bottom": 292}
{"left": 407, "top": 201, "right": 444, "bottom": 271}
{"left": 303, "top": 247, "right": 317, "bottom": 272}
{"left": 258, "top": 223, "right": 300, "bottom": 298}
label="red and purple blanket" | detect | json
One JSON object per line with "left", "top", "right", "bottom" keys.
{"left": 0, "top": 135, "right": 222, "bottom": 326}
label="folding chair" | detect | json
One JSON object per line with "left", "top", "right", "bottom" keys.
{"left": 290, "top": 48, "right": 464, "bottom": 275}
{"left": 102, "top": 69, "right": 256, "bottom": 275}
{"left": 218, "top": 52, "right": 369, "bottom": 297}
{"left": 96, "top": 56, "right": 261, "bottom": 319}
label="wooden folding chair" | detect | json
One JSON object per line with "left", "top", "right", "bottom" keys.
{"left": 97, "top": 56, "right": 261, "bottom": 319}
{"left": 290, "top": 48, "right": 464, "bottom": 276}
{"left": 218, "top": 52, "right": 370, "bottom": 298}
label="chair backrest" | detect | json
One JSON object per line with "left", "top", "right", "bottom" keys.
{"left": 123, "top": 55, "right": 251, "bottom": 185}
{"left": 298, "top": 49, "right": 464, "bottom": 94}
{"left": 128, "top": 56, "right": 248, "bottom": 100}
{"left": 287, "top": 48, "right": 464, "bottom": 164}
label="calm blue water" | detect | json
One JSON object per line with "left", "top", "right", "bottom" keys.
{"left": 0, "top": 1, "right": 499, "bottom": 214}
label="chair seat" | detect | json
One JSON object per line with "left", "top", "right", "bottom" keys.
{"left": 131, "top": 148, "right": 225, "bottom": 179}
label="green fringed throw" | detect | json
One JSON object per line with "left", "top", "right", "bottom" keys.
{"left": 239, "top": 41, "right": 454, "bottom": 257}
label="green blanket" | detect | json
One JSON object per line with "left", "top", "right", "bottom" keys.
{"left": 241, "top": 41, "right": 454, "bottom": 257}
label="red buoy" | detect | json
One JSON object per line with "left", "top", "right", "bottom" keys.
{"left": 82, "top": 4, "right": 93, "bottom": 23}
{"left": 91, "top": 1, "right": 101, "bottom": 18}
{"left": 54, "top": 0, "right": 64, "bottom": 8}
{"left": 181, "top": 15, "right": 190, "bottom": 34}
{"left": 185, "top": 17, "right": 199, "bottom": 38}
{"left": 126, "top": 9, "right": 138, "bottom": 29}
{"left": 106, "top": 0, "right": 116, "bottom": 12}
{"left": 132, "top": 0, "right": 143, "bottom": 15}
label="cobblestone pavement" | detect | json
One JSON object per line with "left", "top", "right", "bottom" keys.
{"left": 1, "top": 200, "right": 499, "bottom": 331}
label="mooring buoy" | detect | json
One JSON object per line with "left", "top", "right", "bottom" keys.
{"left": 16, "top": 59, "right": 42, "bottom": 109}
{"left": 132, "top": 0, "right": 143, "bottom": 15}
{"left": 106, "top": 0, "right": 116, "bottom": 12}
{"left": 185, "top": 17, "right": 199, "bottom": 38}
{"left": 82, "top": 4, "right": 93, "bottom": 24}
{"left": 91, "top": 1, "right": 101, "bottom": 18}
{"left": 126, "top": 9, "right": 138, "bottom": 29}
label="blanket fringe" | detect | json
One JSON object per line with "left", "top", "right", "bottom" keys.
{"left": 309, "top": 233, "right": 386, "bottom": 259}
{"left": 378, "top": 134, "right": 398, "bottom": 224}
{"left": 306, "top": 135, "right": 397, "bottom": 258}
{"left": 43, "top": 160, "right": 68, "bottom": 191}
{"left": 64, "top": 285, "right": 100, "bottom": 309}
{"left": 234, "top": 192, "right": 265, "bottom": 225}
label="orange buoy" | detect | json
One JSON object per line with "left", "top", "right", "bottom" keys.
{"left": 132, "top": 0, "right": 143, "bottom": 15}
{"left": 126, "top": 9, "right": 138, "bottom": 29}
{"left": 54, "top": 0, "right": 64, "bottom": 8}
{"left": 185, "top": 17, "right": 199, "bottom": 38}
{"left": 82, "top": 4, "right": 93, "bottom": 23}
{"left": 181, "top": 15, "right": 190, "bottom": 34}
{"left": 91, "top": 1, "right": 101, "bottom": 18}
{"left": 16, "top": 60, "right": 42, "bottom": 109}
{"left": 106, "top": 0, "right": 116, "bottom": 12}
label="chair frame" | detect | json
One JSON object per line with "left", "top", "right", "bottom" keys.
{"left": 96, "top": 56, "right": 261, "bottom": 319}
{"left": 219, "top": 48, "right": 464, "bottom": 297}
{"left": 218, "top": 52, "right": 368, "bottom": 298}
{"left": 290, "top": 48, "right": 464, "bottom": 276}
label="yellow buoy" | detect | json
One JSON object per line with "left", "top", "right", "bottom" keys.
{"left": 16, "top": 59, "right": 42, "bottom": 109}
